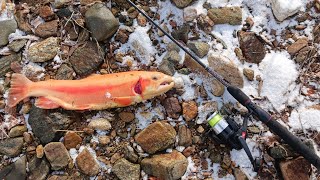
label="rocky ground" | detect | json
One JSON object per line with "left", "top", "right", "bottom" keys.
{"left": 0, "top": 0, "right": 320, "bottom": 179}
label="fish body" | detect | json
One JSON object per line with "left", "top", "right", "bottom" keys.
{"left": 7, "top": 71, "right": 174, "bottom": 110}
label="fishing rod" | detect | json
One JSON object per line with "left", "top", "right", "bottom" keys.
{"left": 124, "top": 0, "right": 320, "bottom": 169}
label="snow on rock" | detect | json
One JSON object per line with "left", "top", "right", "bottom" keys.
{"left": 288, "top": 108, "right": 320, "bottom": 132}
{"left": 260, "top": 51, "right": 298, "bottom": 111}
{"left": 128, "top": 26, "right": 156, "bottom": 65}
{"left": 270, "top": 0, "right": 303, "bottom": 21}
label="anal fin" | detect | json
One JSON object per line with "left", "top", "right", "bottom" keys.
{"left": 35, "top": 97, "right": 60, "bottom": 109}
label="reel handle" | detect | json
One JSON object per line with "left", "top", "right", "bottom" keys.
{"left": 227, "top": 86, "right": 320, "bottom": 169}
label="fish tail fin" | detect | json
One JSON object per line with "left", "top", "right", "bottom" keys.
{"left": 7, "top": 74, "right": 32, "bottom": 107}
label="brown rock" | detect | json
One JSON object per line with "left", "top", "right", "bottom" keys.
{"left": 23, "top": 132, "right": 33, "bottom": 143}
{"left": 15, "top": 8, "right": 32, "bottom": 33}
{"left": 36, "top": 145, "right": 44, "bottom": 158}
{"left": 243, "top": 68, "right": 254, "bottom": 81}
{"left": 172, "top": 0, "right": 193, "bottom": 8}
{"left": 233, "top": 167, "right": 248, "bottom": 180}
{"left": 8, "top": 125, "right": 27, "bottom": 138}
{"left": 64, "top": 131, "right": 82, "bottom": 149}
{"left": 115, "top": 29, "right": 130, "bottom": 43}
{"left": 178, "top": 125, "right": 192, "bottom": 147}
{"left": 211, "top": 79, "right": 225, "bottom": 96}
{"left": 182, "top": 146, "right": 196, "bottom": 157}
{"left": 239, "top": 31, "right": 266, "bottom": 64}
{"left": 135, "top": 121, "right": 176, "bottom": 154}
{"left": 0, "top": 137, "right": 24, "bottom": 157}
{"left": 208, "top": 54, "right": 244, "bottom": 88}
{"left": 44, "top": 142, "right": 70, "bottom": 170}
{"left": 119, "top": 112, "right": 135, "bottom": 122}
{"left": 35, "top": 20, "right": 59, "bottom": 38}
{"left": 27, "top": 37, "right": 59, "bottom": 63}
{"left": 76, "top": 148, "right": 100, "bottom": 176}
{"left": 98, "top": 135, "right": 111, "bottom": 145}
{"left": 141, "top": 150, "right": 188, "bottom": 180}
{"left": 182, "top": 101, "right": 198, "bottom": 121}
{"left": 55, "top": 64, "right": 75, "bottom": 80}
{"left": 69, "top": 41, "right": 104, "bottom": 77}
{"left": 137, "top": 14, "right": 147, "bottom": 26}
{"left": 163, "top": 97, "right": 182, "bottom": 119}
{"left": 279, "top": 156, "right": 311, "bottom": 180}
{"left": 287, "top": 38, "right": 308, "bottom": 55}
{"left": 208, "top": 7, "right": 242, "bottom": 25}
{"left": 39, "top": 5, "right": 55, "bottom": 21}
{"left": 80, "top": 0, "right": 101, "bottom": 5}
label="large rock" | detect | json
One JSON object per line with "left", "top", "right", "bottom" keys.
{"left": 27, "top": 37, "right": 59, "bottom": 62}
{"left": 172, "top": 0, "right": 193, "bottom": 8}
{"left": 8, "top": 125, "right": 27, "bottom": 138}
{"left": 44, "top": 142, "right": 70, "bottom": 170}
{"left": 279, "top": 156, "right": 311, "bottom": 180}
{"left": 0, "top": 19, "right": 17, "bottom": 46}
{"left": 76, "top": 148, "right": 100, "bottom": 176}
{"left": 0, "top": 137, "right": 24, "bottom": 157}
{"left": 187, "top": 41, "right": 210, "bottom": 58}
{"left": 208, "top": 7, "right": 242, "bottom": 25}
{"left": 238, "top": 31, "right": 266, "bottom": 64}
{"left": 135, "top": 121, "right": 176, "bottom": 154}
{"left": 0, "top": 155, "right": 26, "bottom": 180}
{"left": 69, "top": 41, "right": 104, "bottom": 77}
{"left": 112, "top": 158, "right": 140, "bottom": 180}
{"left": 270, "top": 0, "right": 302, "bottom": 21}
{"left": 8, "top": 39, "right": 27, "bottom": 52}
{"left": 208, "top": 54, "right": 244, "bottom": 88}
{"left": 141, "top": 150, "right": 188, "bottom": 180}
{"left": 28, "top": 157, "right": 50, "bottom": 180}
{"left": 0, "top": 53, "right": 22, "bottom": 76}
{"left": 182, "top": 101, "right": 198, "bottom": 121}
{"left": 163, "top": 97, "right": 182, "bottom": 119}
{"left": 85, "top": 3, "right": 119, "bottom": 41}
{"left": 28, "top": 106, "right": 73, "bottom": 144}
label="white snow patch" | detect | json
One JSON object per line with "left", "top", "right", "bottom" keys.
{"left": 174, "top": 73, "right": 196, "bottom": 101}
{"left": 260, "top": 51, "right": 298, "bottom": 111}
{"left": 127, "top": 26, "right": 156, "bottom": 65}
{"left": 230, "top": 139, "right": 260, "bottom": 178}
{"left": 135, "top": 102, "right": 165, "bottom": 129}
{"left": 270, "top": 0, "right": 303, "bottom": 21}
{"left": 289, "top": 108, "right": 320, "bottom": 132}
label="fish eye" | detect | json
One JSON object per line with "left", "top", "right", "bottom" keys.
{"left": 152, "top": 76, "right": 158, "bottom": 81}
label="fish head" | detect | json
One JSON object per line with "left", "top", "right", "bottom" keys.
{"left": 134, "top": 72, "right": 174, "bottom": 99}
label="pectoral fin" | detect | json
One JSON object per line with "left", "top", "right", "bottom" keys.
{"left": 35, "top": 97, "right": 60, "bottom": 109}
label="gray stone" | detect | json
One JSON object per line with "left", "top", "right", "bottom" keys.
{"left": 159, "top": 59, "right": 176, "bottom": 76}
{"left": 69, "top": 41, "right": 104, "bottom": 77}
{"left": 184, "top": 7, "right": 197, "bottom": 22}
{"left": 0, "top": 19, "right": 17, "bottom": 46}
{"left": 112, "top": 158, "right": 140, "bottom": 180}
{"left": 163, "top": 50, "right": 181, "bottom": 66}
{"left": 8, "top": 39, "right": 27, "bottom": 52}
{"left": 167, "top": 42, "right": 180, "bottom": 53}
{"left": 124, "top": 145, "right": 138, "bottom": 163}
{"left": 187, "top": 41, "right": 210, "bottom": 58}
{"left": 76, "top": 148, "right": 100, "bottom": 176}
{"left": 8, "top": 125, "right": 27, "bottom": 138}
{"left": 85, "top": 3, "right": 119, "bottom": 41}
{"left": 0, "top": 53, "right": 22, "bottom": 76}
{"left": 44, "top": 142, "right": 70, "bottom": 170}
{"left": 28, "top": 156, "right": 50, "bottom": 180}
{"left": 208, "top": 54, "right": 244, "bottom": 88}
{"left": 135, "top": 121, "right": 176, "bottom": 154}
{"left": 238, "top": 31, "right": 266, "bottom": 64}
{"left": 141, "top": 151, "right": 188, "bottom": 180}
{"left": 172, "top": 0, "right": 193, "bottom": 8}
{"left": 287, "top": 38, "right": 308, "bottom": 56}
{"left": 172, "top": 24, "right": 190, "bottom": 44}
{"left": 55, "top": 64, "right": 75, "bottom": 80}
{"left": 0, "top": 155, "right": 26, "bottom": 180}
{"left": 0, "top": 137, "right": 24, "bottom": 157}
{"left": 27, "top": 37, "right": 59, "bottom": 63}
{"left": 28, "top": 106, "right": 73, "bottom": 144}
{"left": 270, "top": 0, "right": 302, "bottom": 21}
{"left": 208, "top": 7, "right": 242, "bottom": 25}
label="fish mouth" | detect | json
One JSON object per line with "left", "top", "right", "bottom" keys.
{"left": 158, "top": 77, "right": 174, "bottom": 90}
